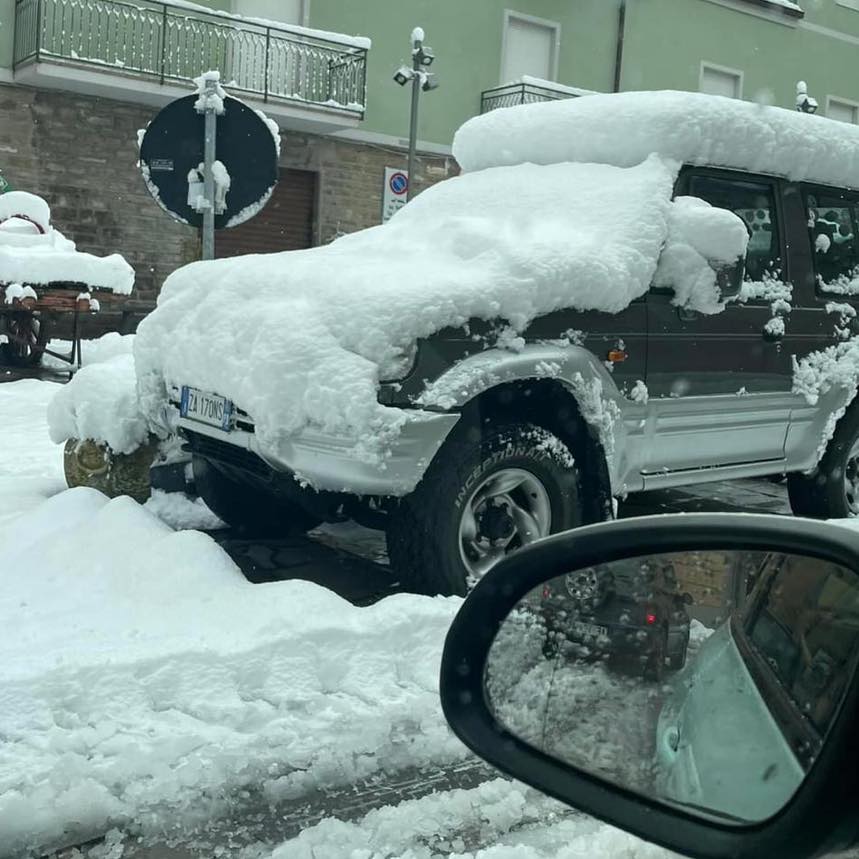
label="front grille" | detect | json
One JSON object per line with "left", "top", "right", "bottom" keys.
{"left": 184, "top": 430, "right": 271, "bottom": 480}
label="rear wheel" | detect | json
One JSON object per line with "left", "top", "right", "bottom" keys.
{"left": 2, "top": 312, "right": 48, "bottom": 367}
{"left": 386, "top": 422, "right": 586, "bottom": 596}
{"left": 787, "top": 402, "right": 859, "bottom": 519}
{"left": 193, "top": 455, "right": 321, "bottom": 536}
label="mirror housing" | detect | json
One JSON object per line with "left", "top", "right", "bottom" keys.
{"left": 714, "top": 256, "right": 744, "bottom": 301}
{"left": 440, "top": 514, "right": 859, "bottom": 859}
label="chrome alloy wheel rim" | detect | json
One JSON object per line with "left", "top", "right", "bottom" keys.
{"left": 458, "top": 467, "right": 552, "bottom": 583}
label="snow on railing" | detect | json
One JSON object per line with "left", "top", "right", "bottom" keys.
{"left": 12, "top": 0, "right": 368, "bottom": 115}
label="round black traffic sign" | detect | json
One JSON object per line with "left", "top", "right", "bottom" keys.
{"left": 139, "top": 94, "right": 278, "bottom": 229}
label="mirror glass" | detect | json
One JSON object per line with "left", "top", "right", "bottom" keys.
{"left": 485, "top": 551, "right": 859, "bottom": 824}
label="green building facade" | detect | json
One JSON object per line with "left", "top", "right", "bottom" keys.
{"left": 1, "top": 0, "right": 858, "bottom": 312}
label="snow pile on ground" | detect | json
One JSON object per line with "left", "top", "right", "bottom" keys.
{"left": 453, "top": 90, "right": 859, "bottom": 189}
{"left": 0, "top": 488, "right": 465, "bottom": 855}
{"left": 653, "top": 196, "right": 749, "bottom": 314}
{"left": 143, "top": 488, "right": 224, "bottom": 530}
{"left": 265, "top": 778, "right": 680, "bottom": 859}
{"left": 133, "top": 157, "right": 676, "bottom": 466}
{"left": 43, "top": 331, "right": 136, "bottom": 370}
{"left": 0, "top": 379, "right": 65, "bottom": 530}
{"left": 47, "top": 353, "right": 150, "bottom": 454}
{"left": 0, "top": 191, "right": 134, "bottom": 293}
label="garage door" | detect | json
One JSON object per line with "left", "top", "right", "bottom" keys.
{"left": 216, "top": 168, "right": 316, "bottom": 258}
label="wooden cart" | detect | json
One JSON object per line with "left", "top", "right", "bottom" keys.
{"left": 0, "top": 281, "right": 109, "bottom": 370}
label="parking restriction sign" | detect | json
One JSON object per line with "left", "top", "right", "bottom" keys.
{"left": 382, "top": 167, "right": 409, "bottom": 223}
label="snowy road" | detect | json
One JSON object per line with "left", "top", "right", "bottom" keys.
{"left": 0, "top": 376, "right": 795, "bottom": 859}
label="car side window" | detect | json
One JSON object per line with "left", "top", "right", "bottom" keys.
{"left": 687, "top": 174, "right": 782, "bottom": 285}
{"left": 745, "top": 556, "right": 859, "bottom": 735}
{"left": 804, "top": 189, "right": 859, "bottom": 294}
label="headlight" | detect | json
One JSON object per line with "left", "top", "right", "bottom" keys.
{"left": 379, "top": 342, "right": 418, "bottom": 383}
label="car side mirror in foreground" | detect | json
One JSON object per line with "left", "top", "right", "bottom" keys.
{"left": 440, "top": 514, "right": 859, "bottom": 859}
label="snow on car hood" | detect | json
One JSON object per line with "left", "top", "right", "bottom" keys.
{"left": 0, "top": 192, "right": 134, "bottom": 293}
{"left": 454, "top": 90, "right": 859, "bottom": 189}
{"left": 133, "top": 156, "right": 676, "bottom": 459}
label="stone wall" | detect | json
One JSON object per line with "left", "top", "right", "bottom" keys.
{"left": 0, "top": 81, "right": 457, "bottom": 335}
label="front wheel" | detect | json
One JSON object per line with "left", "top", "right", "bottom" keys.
{"left": 193, "top": 456, "right": 321, "bottom": 536}
{"left": 386, "top": 422, "right": 586, "bottom": 596}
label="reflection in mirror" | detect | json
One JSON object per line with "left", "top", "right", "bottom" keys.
{"left": 485, "top": 551, "right": 859, "bottom": 824}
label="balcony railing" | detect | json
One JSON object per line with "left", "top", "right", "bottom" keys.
{"left": 481, "top": 80, "right": 591, "bottom": 114}
{"left": 13, "top": 0, "right": 368, "bottom": 116}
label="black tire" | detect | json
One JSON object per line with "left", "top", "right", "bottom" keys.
{"left": 787, "top": 402, "right": 859, "bottom": 519}
{"left": 386, "top": 422, "right": 586, "bottom": 596}
{"left": 193, "top": 455, "right": 321, "bottom": 536}
{"left": 1, "top": 312, "right": 49, "bottom": 367}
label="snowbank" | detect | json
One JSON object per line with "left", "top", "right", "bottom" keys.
{"left": 268, "top": 778, "right": 680, "bottom": 858}
{"left": 47, "top": 353, "right": 151, "bottom": 454}
{"left": 0, "top": 191, "right": 134, "bottom": 294}
{"left": 134, "top": 156, "right": 676, "bottom": 464}
{"left": 0, "top": 379, "right": 65, "bottom": 530}
{"left": 0, "top": 489, "right": 464, "bottom": 855}
{"left": 453, "top": 90, "right": 859, "bottom": 189}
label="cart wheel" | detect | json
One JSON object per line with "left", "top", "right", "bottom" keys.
{"left": 2, "top": 312, "right": 49, "bottom": 367}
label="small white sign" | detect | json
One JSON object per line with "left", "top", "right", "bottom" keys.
{"left": 382, "top": 167, "right": 408, "bottom": 223}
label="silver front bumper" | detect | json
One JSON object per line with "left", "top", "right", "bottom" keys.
{"left": 178, "top": 409, "right": 461, "bottom": 497}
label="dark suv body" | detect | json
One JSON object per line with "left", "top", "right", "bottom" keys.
{"left": 180, "top": 156, "right": 859, "bottom": 596}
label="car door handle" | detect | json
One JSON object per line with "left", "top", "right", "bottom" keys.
{"left": 676, "top": 307, "right": 698, "bottom": 322}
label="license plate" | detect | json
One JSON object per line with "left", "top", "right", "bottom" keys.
{"left": 571, "top": 621, "right": 608, "bottom": 639}
{"left": 180, "top": 385, "right": 233, "bottom": 431}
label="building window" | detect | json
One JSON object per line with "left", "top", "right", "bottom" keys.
{"left": 234, "top": 0, "right": 304, "bottom": 26}
{"left": 699, "top": 62, "right": 743, "bottom": 99}
{"left": 827, "top": 97, "right": 859, "bottom": 125}
{"left": 501, "top": 12, "right": 560, "bottom": 84}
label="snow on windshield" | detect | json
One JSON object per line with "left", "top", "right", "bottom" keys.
{"left": 132, "top": 156, "right": 676, "bottom": 464}
{"left": 453, "top": 90, "right": 859, "bottom": 189}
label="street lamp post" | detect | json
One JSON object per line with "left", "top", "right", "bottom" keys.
{"left": 393, "top": 27, "right": 439, "bottom": 202}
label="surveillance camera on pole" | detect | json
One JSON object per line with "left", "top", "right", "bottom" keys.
{"left": 391, "top": 26, "right": 440, "bottom": 202}
{"left": 796, "top": 80, "right": 819, "bottom": 115}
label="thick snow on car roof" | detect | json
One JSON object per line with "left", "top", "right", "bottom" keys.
{"left": 453, "top": 90, "right": 859, "bottom": 189}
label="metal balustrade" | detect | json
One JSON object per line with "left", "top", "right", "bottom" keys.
{"left": 480, "top": 81, "right": 579, "bottom": 114}
{"left": 13, "top": 0, "right": 367, "bottom": 115}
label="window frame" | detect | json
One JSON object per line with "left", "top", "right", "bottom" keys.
{"left": 500, "top": 9, "right": 561, "bottom": 85}
{"left": 698, "top": 61, "right": 744, "bottom": 99}
{"left": 826, "top": 95, "right": 859, "bottom": 125}
{"left": 651, "top": 166, "right": 787, "bottom": 300}
{"left": 801, "top": 182, "right": 859, "bottom": 297}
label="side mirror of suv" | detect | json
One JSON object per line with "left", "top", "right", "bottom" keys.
{"left": 714, "top": 256, "right": 745, "bottom": 300}
{"left": 440, "top": 514, "right": 859, "bottom": 859}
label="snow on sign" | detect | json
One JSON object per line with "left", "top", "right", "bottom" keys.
{"left": 382, "top": 167, "right": 409, "bottom": 223}
{"left": 138, "top": 92, "right": 279, "bottom": 230}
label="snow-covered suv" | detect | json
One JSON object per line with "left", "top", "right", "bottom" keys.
{"left": 123, "top": 91, "right": 859, "bottom": 595}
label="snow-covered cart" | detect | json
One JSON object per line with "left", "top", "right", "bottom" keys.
{"left": 0, "top": 191, "right": 135, "bottom": 368}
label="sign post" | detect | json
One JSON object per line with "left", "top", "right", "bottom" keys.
{"left": 200, "top": 77, "right": 218, "bottom": 260}
{"left": 382, "top": 167, "right": 409, "bottom": 223}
